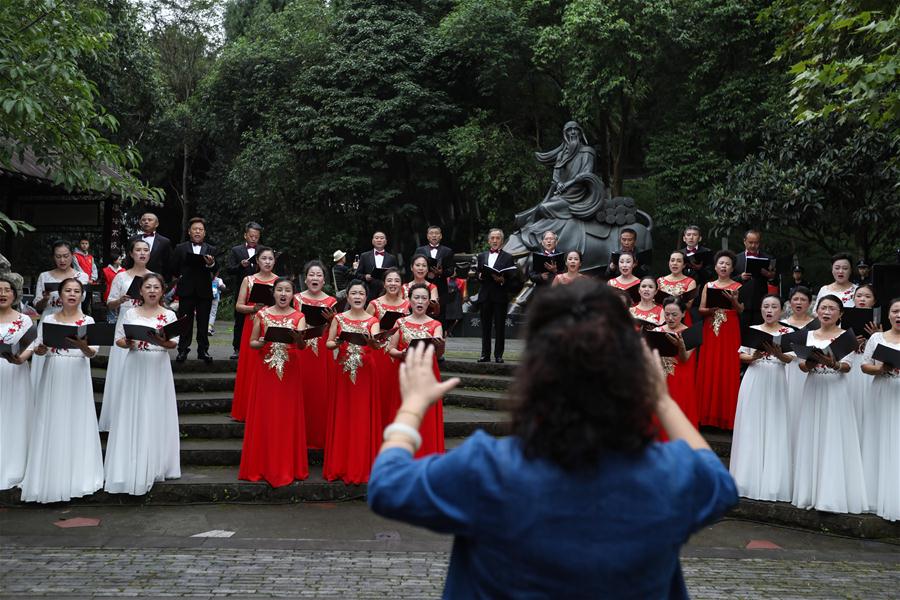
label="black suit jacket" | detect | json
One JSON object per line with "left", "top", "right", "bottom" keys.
{"left": 130, "top": 233, "right": 172, "bottom": 280}
{"left": 476, "top": 250, "right": 516, "bottom": 304}
{"left": 682, "top": 245, "right": 714, "bottom": 287}
{"left": 528, "top": 250, "right": 562, "bottom": 289}
{"left": 735, "top": 250, "right": 772, "bottom": 311}
{"left": 171, "top": 241, "right": 217, "bottom": 299}
{"left": 413, "top": 244, "right": 456, "bottom": 300}
{"left": 355, "top": 249, "right": 399, "bottom": 299}
{"left": 228, "top": 244, "right": 257, "bottom": 283}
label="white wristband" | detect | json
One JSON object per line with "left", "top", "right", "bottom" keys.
{"left": 383, "top": 423, "right": 422, "bottom": 452}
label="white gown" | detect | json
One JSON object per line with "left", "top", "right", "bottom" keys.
{"left": 792, "top": 330, "right": 868, "bottom": 514}
{"left": 730, "top": 325, "right": 794, "bottom": 501}
{"left": 30, "top": 271, "right": 88, "bottom": 388}
{"left": 0, "top": 314, "right": 34, "bottom": 490}
{"left": 784, "top": 356, "right": 807, "bottom": 446}
{"left": 860, "top": 333, "right": 900, "bottom": 521}
{"left": 104, "top": 308, "right": 181, "bottom": 495}
{"left": 19, "top": 313, "right": 103, "bottom": 503}
{"left": 98, "top": 271, "right": 143, "bottom": 431}
{"left": 847, "top": 351, "right": 871, "bottom": 440}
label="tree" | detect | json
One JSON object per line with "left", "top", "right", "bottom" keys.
{"left": 767, "top": 0, "right": 899, "bottom": 134}
{"left": 708, "top": 116, "right": 900, "bottom": 261}
{"left": 147, "top": 0, "right": 219, "bottom": 236}
{"left": 0, "top": 0, "right": 163, "bottom": 207}
{"left": 531, "top": 0, "right": 674, "bottom": 196}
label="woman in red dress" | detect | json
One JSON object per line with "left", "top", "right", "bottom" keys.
{"left": 238, "top": 277, "right": 308, "bottom": 487}
{"left": 552, "top": 251, "right": 587, "bottom": 287}
{"left": 402, "top": 255, "right": 439, "bottom": 303}
{"left": 630, "top": 277, "right": 664, "bottom": 327}
{"left": 388, "top": 282, "right": 446, "bottom": 457}
{"left": 656, "top": 250, "right": 697, "bottom": 325}
{"left": 294, "top": 260, "right": 338, "bottom": 449}
{"left": 324, "top": 280, "right": 383, "bottom": 484}
{"left": 607, "top": 252, "right": 640, "bottom": 303}
{"left": 696, "top": 250, "right": 744, "bottom": 430}
{"left": 367, "top": 269, "right": 409, "bottom": 426}
{"left": 231, "top": 247, "right": 278, "bottom": 422}
{"left": 655, "top": 297, "right": 698, "bottom": 430}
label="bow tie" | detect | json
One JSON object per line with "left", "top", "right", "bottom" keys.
{"left": 192, "top": 244, "right": 202, "bottom": 248}
{"left": 490, "top": 249, "right": 500, "bottom": 254}
{"left": 430, "top": 245, "right": 439, "bottom": 250}
{"left": 544, "top": 251, "right": 553, "bottom": 255}
{"left": 686, "top": 246, "right": 696, "bottom": 252}
{"left": 747, "top": 252, "right": 758, "bottom": 257}
{"left": 246, "top": 244, "right": 256, "bottom": 249}
{"left": 375, "top": 251, "right": 385, "bottom": 256}
{"left": 143, "top": 232, "right": 155, "bottom": 238}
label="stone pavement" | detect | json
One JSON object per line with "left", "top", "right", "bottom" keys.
{"left": 2, "top": 546, "right": 900, "bottom": 599}
{"left": 1, "top": 504, "right": 899, "bottom": 598}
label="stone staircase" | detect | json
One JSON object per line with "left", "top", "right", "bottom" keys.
{"left": 5, "top": 353, "right": 900, "bottom": 540}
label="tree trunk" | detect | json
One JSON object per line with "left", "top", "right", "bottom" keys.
{"left": 180, "top": 141, "right": 189, "bottom": 241}
{"left": 610, "top": 100, "right": 631, "bottom": 198}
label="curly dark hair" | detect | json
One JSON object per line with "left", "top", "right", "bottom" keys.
{"left": 511, "top": 280, "right": 656, "bottom": 470}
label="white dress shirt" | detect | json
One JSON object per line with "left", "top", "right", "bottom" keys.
{"left": 487, "top": 251, "right": 499, "bottom": 268}
{"left": 374, "top": 249, "right": 384, "bottom": 268}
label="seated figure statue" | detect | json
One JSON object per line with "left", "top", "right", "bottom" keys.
{"left": 505, "top": 121, "right": 652, "bottom": 275}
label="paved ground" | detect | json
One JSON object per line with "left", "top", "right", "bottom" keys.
{"left": 1, "top": 503, "right": 898, "bottom": 598}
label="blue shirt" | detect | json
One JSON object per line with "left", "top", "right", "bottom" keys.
{"left": 368, "top": 431, "right": 737, "bottom": 599}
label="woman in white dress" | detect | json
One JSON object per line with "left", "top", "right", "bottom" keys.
{"left": 792, "top": 294, "right": 867, "bottom": 514}
{"left": 98, "top": 239, "right": 151, "bottom": 431}
{"left": 104, "top": 273, "right": 181, "bottom": 495}
{"left": 860, "top": 297, "right": 900, "bottom": 521}
{"left": 20, "top": 278, "right": 103, "bottom": 503}
{"left": 782, "top": 286, "right": 814, "bottom": 441}
{"left": 730, "top": 295, "right": 794, "bottom": 501}
{"left": 31, "top": 241, "right": 88, "bottom": 387}
{"left": 815, "top": 253, "right": 857, "bottom": 307}
{"left": 0, "top": 277, "right": 35, "bottom": 490}
{"left": 847, "top": 284, "right": 881, "bottom": 439}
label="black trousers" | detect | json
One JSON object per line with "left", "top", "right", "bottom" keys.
{"left": 480, "top": 300, "right": 507, "bottom": 359}
{"left": 178, "top": 296, "right": 212, "bottom": 354}
{"left": 233, "top": 311, "right": 246, "bottom": 351}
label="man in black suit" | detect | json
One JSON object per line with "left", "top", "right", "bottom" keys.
{"left": 528, "top": 230, "right": 561, "bottom": 292}
{"left": 354, "top": 231, "right": 398, "bottom": 301}
{"left": 476, "top": 228, "right": 516, "bottom": 363}
{"left": 413, "top": 225, "right": 456, "bottom": 325}
{"left": 129, "top": 212, "right": 173, "bottom": 280}
{"left": 734, "top": 229, "right": 773, "bottom": 327}
{"left": 227, "top": 222, "right": 263, "bottom": 360}
{"left": 681, "top": 225, "right": 714, "bottom": 288}
{"left": 171, "top": 217, "right": 217, "bottom": 363}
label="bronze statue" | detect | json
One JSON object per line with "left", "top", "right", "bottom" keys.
{"left": 504, "top": 121, "right": 652, "bottom": 275}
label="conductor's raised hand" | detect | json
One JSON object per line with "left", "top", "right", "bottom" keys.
{"left": 399, "top": 344, "right": 459, "bottom": 413}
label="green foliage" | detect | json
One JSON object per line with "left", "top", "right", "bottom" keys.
{"left": 767, "top": 0, "right": 899, "bottom": 134}
{"left": 708, "top": 116, "right": 900, "bottom": 261}
{"left": 0, "top": 0, "right": 163, "bottom": 203}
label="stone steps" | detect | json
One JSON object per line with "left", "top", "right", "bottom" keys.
{"left": 2, "top": 463, "right": 897, "bottom": 539}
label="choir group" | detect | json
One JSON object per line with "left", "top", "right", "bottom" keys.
{"left": 1, "top": 220, "right": 898, "bottom": 525}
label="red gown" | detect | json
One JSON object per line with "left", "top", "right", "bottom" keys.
{"left": 395, "top": 317, "right": 445, "bottom": 457}
{"left": 368, "top": 297, "right": 409, "bottom": 426}
{"left": 238, "top": 309, "right": 308, "bottom": 486}
{"left": 696, "top": 281, "right": 743, "bottom": 430}
{"left": 653, "top": 325, "right": 699, "bottom": 432}
{"left": 323, "top": 314, "right": 382, "bottom": 484}
{"left": 656, "top": 276, "right": 696, "bottom": 326}
{"left": 231, "top": 275, "right": 275, "bottom": 421}
{"left": 294, "top": 293, "right": 337, "bottom": 449}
